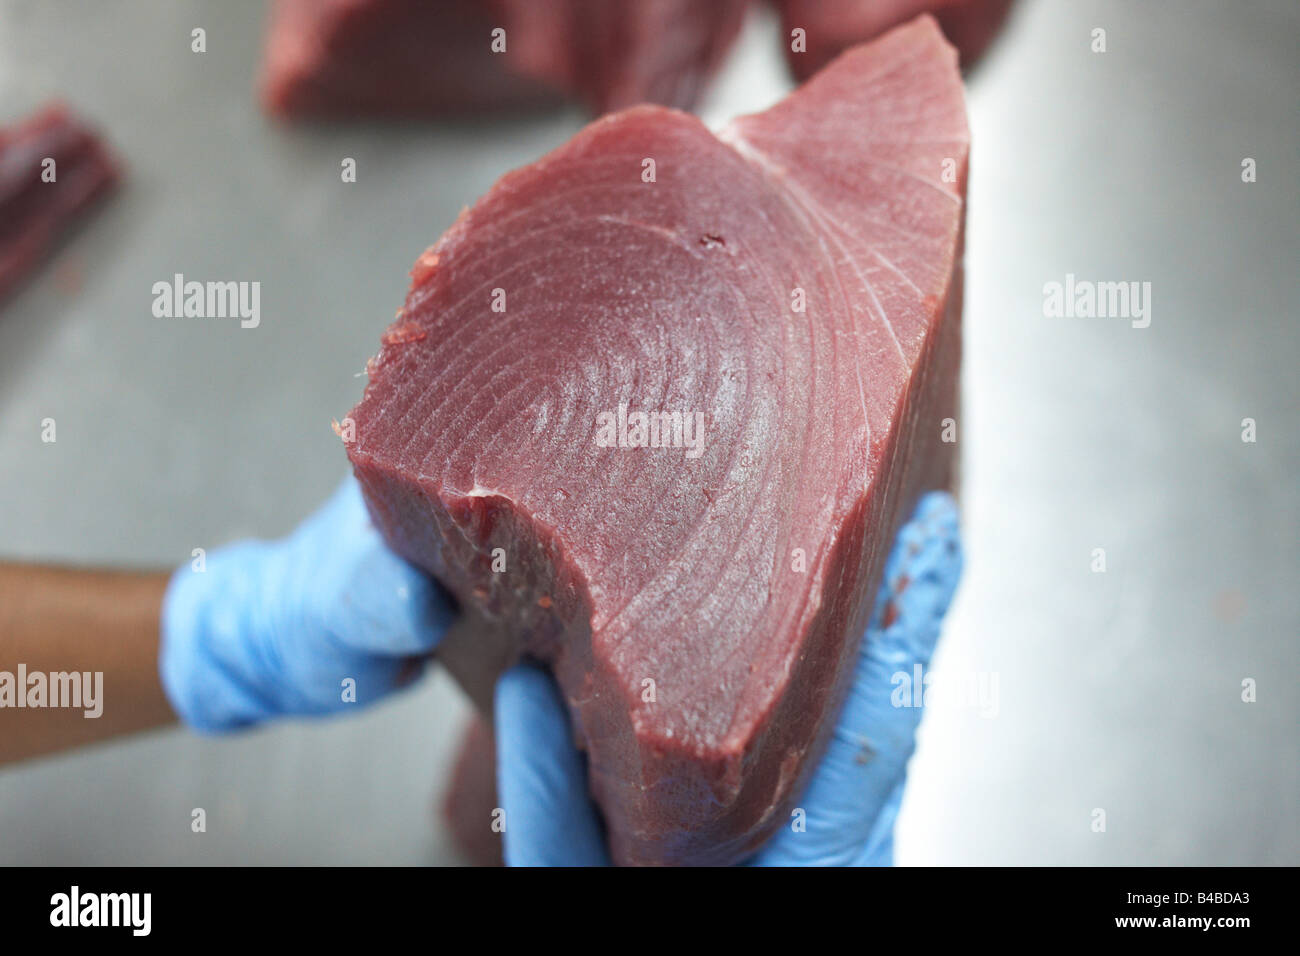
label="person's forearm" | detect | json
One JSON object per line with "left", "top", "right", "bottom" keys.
{"left": 0, "top": 563, "right": 176, "bottom": 765}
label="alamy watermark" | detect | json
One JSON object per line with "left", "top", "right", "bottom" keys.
{"left": 1042, "top": 273, "right": 1151, "bottom": 328}
{"left": 0, "top": 665, "right": 103, "bottom": 718}
{"left": 594, "top": 403, "right": 705, "bottom": 459}
{"left": 891, "top": 663, "right": 999, "bottom": 718}
{"left": 50, "top": 886, "right": 150, "bottom": 936}
{"left": 152, "top": 273, "right": 260, "bottom": 328}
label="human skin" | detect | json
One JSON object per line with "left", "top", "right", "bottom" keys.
{"left": 0, "top": 563, "right": 175, "bottom": 764}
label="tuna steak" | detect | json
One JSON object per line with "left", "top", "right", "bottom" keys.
{"left": 261, "top": 0, "right": 750, "bottom": 118}
{"left": 0, "top": 103, "right": 119, "bottom": 306}
{"left": 346, "top": 16, "right": 969, "bottom": 865}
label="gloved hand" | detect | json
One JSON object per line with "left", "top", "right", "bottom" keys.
{"left": 494, "top": 490, "right": 962, "bottom": 866}
{"left": 160, "top": 476, "right": 456, "bottom": 732}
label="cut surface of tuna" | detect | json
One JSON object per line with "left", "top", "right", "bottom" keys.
{"left": 347, "top": 15, "right": 969, "bottom": 865}
{"left": 261, "top": 0, "right": 750, "bottom": 118}
{"left": 777, "top": 0, "right": 1013, "bottom": 78}
{"left": 0, "top": 103, "right": 120, "bottom": 306}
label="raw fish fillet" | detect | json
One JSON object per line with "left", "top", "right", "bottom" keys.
{"left": 261, "top": 0, "right": 750, "bottom": 118}
{"left": 348, "top": 16, "right": 969, "bottom": 865}
{"left": 0, "top": 103, "right": 120, "bottom": 306}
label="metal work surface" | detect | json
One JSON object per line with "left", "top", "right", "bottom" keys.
{"left": 0, "top": 1, "right": 1295, "bottom": 864}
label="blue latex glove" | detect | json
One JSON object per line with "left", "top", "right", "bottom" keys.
{"left": 495, "top": 490, "right": 962, "bottom": 866}
{"left": 160, "top": 476, "right": 456, "bottom": 732}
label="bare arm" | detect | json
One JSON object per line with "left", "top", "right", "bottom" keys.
{"left": 0, "top": 563, "right": 176, "bottom": 765}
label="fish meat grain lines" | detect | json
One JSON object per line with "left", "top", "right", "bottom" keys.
{"left": 348, "top": 18, "right": 968, "bottom": 864}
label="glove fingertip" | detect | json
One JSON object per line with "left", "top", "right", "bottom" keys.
{"left": 337, "top": 544, "right": 457, "bottom": 655}
{"left": 495, "top": 664, "right": 608, "bottom": 867}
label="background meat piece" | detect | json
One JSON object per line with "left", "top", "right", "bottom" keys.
{"left": 0, "top": 103, "right": 120, "bottom": 306}
{"left": 442, "top": 716, "right": 503, "bottom": 866}
{"left": 261, "top": 0, "right": 751, "bottom": 118}
{"left": 507, "top": 0, "right": 751, "bottom": 114}
{"left": 260, "top": 0, "right": 562, "bottom": 118}
{"left": 776, "top": 0, "right": 1014, "bottom": 79}
{"left": 347, "top": 17, "right": 969, "bottom": 864}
